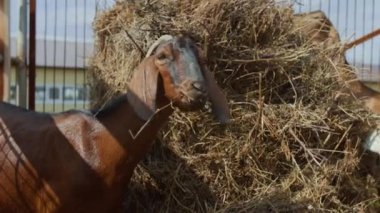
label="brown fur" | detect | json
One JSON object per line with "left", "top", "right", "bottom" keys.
{"left": 0, "top": 36, "right": 229, "bottom": 212}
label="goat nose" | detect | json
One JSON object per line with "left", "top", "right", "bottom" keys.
{"left": 192, "top": 82, "right": 204, "bottom": 91}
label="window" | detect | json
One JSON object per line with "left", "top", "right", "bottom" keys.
{"left": 49, "top": 87, "right": 60, "bottom": 100}
{"left": 63, "top": 87, "right": 75, "bottom": 101}
{"left": 35, "top": 86, "right": 46, "bottom": 100}
{"left": 9, "top": 86, "right": 16, "bottom": 101}
{"left": 62, "top": 87, "right": 89, "bottom": 101}
{"left": 77, "top": 87, "right": 88, "bottom": 101}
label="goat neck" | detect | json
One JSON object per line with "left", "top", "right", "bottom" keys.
{"left": 337, "top": 60, "right": 380, "bottom": 114}
{"left": 94, "top": 79, "right": 173, "bottom": 166}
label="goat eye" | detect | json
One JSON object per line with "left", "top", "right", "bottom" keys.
{"left": 157, "top": 53, "right": 167, "bottom": 61}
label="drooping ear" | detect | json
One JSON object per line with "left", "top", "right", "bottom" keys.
{"left": 203, "top": 67, "right": 231, "bottom": 124}
{"left": 196, "top": 47, "right": 231, "bottom": 123}
{"left": 127, "top": 35, "right": 175, "bottom": 120}
{"left": 127, "top": 57, "right": 159, "bottom": 121}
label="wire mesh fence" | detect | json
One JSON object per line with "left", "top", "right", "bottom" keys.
{"left": 7, "top": 0, "right": 380, "bottom": 112}
{"left": 9, "top": 0, "right": 112, "bottom": 112}
{"left": 294, "top": 0, "right": 380, "bottom": 85}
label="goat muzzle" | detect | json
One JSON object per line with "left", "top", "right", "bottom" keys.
{"left": 174, "top": 80, "right": 207, "bottom": 111}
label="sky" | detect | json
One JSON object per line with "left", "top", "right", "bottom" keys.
{"left": 9, "top": 0, "right": 380, "bottom": 69}
{"left": 295, "top": 0, "right": 380, "bottom": 73}
{"left": 10, "top": 0, "right": 114, "bottom": 42}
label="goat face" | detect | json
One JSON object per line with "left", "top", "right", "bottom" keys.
{"left": 151, "top": 36, "right": 207, "bottom": 111}
{"left": 128, "top": 35, "right": 230, "bottom": 123}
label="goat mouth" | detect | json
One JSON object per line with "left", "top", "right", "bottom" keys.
{"left": 175, "top": 91, "right": 206, "bottom": 111}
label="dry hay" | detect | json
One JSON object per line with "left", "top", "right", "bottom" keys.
{"left": 89, "top": 0, "right": 380, "bottom": 212}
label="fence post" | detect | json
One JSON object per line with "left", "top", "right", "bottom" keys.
{"left": 0, "top": 0, "right": 10, "bottom": 101}
{"left": 16, "top": 0, "right": 28, "bottom": 108}
{"left": 29, "top": 0, "right": 36, "bottom": 110}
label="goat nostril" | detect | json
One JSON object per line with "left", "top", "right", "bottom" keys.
{"left": 192, "top": 82, "right": 204, "bottom": 91}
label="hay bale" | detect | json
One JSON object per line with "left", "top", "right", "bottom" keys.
{"left": 89, "top": 0, "right": 380, "bottom": 212}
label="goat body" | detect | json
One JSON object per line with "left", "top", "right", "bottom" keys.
{"left": 0, "top": 94, "right": 172, "bottom": 212}
{"left": 0, "top": 35, "right": 230, "bottom": 212}
{"left": 296, "top": 11, "right": 380, "bottom": 114}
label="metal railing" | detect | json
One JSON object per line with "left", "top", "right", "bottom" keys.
{"left": 7, "top": 0, "right": 380, "bottom": 112}
{"left": 9, "top": 0, "right": 112, "bottom": 112}
{"left": 294, "top": 0, "right": 380, "bottom": 83}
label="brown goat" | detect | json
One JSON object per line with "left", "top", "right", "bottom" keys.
{"left": 295, "top": 11, "right": 380, "bottom": 114}
{"left": 343, "top": 29, "right": 380, "bottom": 114}
{"left": 0, "top": 35, "right": 230, "bottom": 212}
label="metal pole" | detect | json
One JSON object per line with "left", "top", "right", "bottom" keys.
{"left": 0, "top": 0, "right": 10, "bottom": 101}
{"left": 16, "top": 0, "right": 27, "bottom": 108}
{"left": 29, "top": 0, "right": 35, "bottom": 110}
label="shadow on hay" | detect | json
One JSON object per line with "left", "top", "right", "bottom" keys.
{"left": 222, "top": 196, "right": 313, "bottom": 213}
{"left": 123, "top": 139, "right": 217, "bottom": 212}
{"left": 349, "top": 152, "right": 380, "bottom": 211}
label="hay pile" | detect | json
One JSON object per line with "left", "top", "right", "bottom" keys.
{"left": 89, "top": 0, "right": 380, "bottom": 212}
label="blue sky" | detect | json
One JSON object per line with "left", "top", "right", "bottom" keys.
{"left": 9, "top": 0, "right": 380, "bottom": 67}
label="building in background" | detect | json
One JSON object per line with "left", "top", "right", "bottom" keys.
{"left": 6, "top": 0, "right": 380, "bottom": 112}
{"left": 9, "top": 37, "right": 93, "bottom": 112}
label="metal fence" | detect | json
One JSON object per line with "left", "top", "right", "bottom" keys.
{"left": 7, "top": 0, "right": 380, "bottom": 112}
{"left": 294, "top": 0, "right": 380, "bottom": 83}
{"left": 9, "top": 0, "right": 112, "bottom": 113}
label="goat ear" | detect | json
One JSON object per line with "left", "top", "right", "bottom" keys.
{"left": 127, "top": 57, "right": 159, "bottom": 121}
{"left": 203, "top": 68, "right": 231, "bottom": 124}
